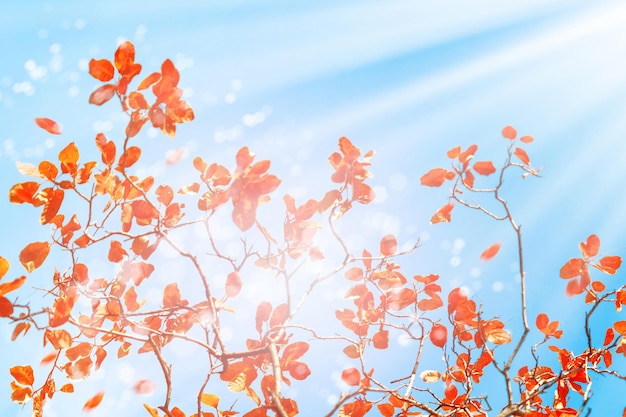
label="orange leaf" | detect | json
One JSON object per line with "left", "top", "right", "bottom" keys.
{"left": 19, "top": 241, "right": 50, "bottom": 273}
{"left": 579, "top": 234, "right": 600, "bottom": 259}
{"left": 447, "top": 146, "right": 461, "bottom": 159}
{"left": 83, "top": 391, "right": 105, "bottom": 412}
{"left": 201, "top": 393, "right": 220, "bottom": 408}
{"left": 379, "top": 234, "right": 397, "bottom": 257}
{"left": 10, "top": 365, "right": 34, "bottom": 386}
{"left": 114, "top": 41, "right": 140, "bottom": 77}
{"left": 0, "top": 257, "right": 9, "bottom": 280}
{"left": 108, "top": 240, "right": 128, "bottom": 263}
{"left": 0, "top": 276, "right": 26, "bottom": 297}
{"left": 502, "top": 125, "right": 517, "bottom": 139}
{"left": 559, "top": 258, "right": 584, "bottom": 279}
{"left": 89, "top": 58, "right": 115, "bottom": 82}
{"left": 514, "top": 147, "right": 530, "bottom": 165}
{"left": 138, "top": 72, "right": 161, "bottom": 90}
{"left": 9, "top": 182, "right": 40, "bottom": 204}
{"left": 11, "top": 322, "right": 30, "bottom": 341}
{"left": 60, "top": 383, "right": 74, "bottom": 393}
{"left": 480, "top": 242, "right": 501, "bottom": 261}
{"left": 225, "top": 271, "right": 242, "bottom": 298}
{"left": 386, "top": 288, "right": 416, "bottom": 311}
{"left": 536, "top": 313, "right": 549, "bottom": 331}
{"left": 44, "top": 329, "right": 72, "bottom": 349}
{"left": 34, "top": 117, "right": 62, "bottom": 135}
{"left": 420, "top": 168, "right": 454, "bottom": 187}
{"left": 430, "top": 203, "right": 454, "bottom": 224}
{"left": 116, "top": 146, "right": 141, "bottom": 171}
{"left": 594, "top": 256, "right": 622, "bottom": 275}
{"left": 520, "top": 135, "right": 534, "bottom": 143}
{"left": 58, "top": 142, "right": 79, "bottom": 174}
{"left": 0, "top": 296, "right": 13, "bottom": 317}
{"left": 163, "top": 282, "right": 182, "bottom": 307}
{"left": 614, "top": 320, "right": 626, "bottom": 336}
{"left": 89, "top": 84, "right": 116, "bottom": 105}
{"left": 430, "top": 323, "right": 447, "bottom": 348}
{"left": 341, "top": 368, "right": 360, "bottom": 386}
{"left": 486, "top": 328, "right": 512, "bottom": 344}
{"left": 473, "top": 161, "right": 496, "bottom": 176}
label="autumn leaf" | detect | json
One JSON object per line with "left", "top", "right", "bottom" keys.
{"left": 420, "top": 168, "right": 454, "bottom": 187}
{"left": 480, "top": 242, "right": 501, "bottom": 261}
{"left": 0, "top": 296, "right": 13, "bottom": 317}
{"left": 430, "top": 203, "right": 454, "bottom": 224}
{"left": 201, "top": 393, "right": 220, "bottom": 408}
{"left": 89, "top": 84, "right": 116, "bottom": 106}
{"left": 429, "top": 323, "right": 447, "bottom": 348}
{"left": 10, "top": 365, "right": 34, "bottom": 386}
{"left": 379, "top": 234, "right": 397, "bottom": 257}
{"left": 420, "top": 370, "right": 441, "bottom": 383}
{"left": 372, "top": 329, "right": 389, "bottom": 349}
{"left": 579, "top": 234, "right": 600, "bottom": 259}
{"left": 34, "top": 117, "right": 62, "bottom": 135}
{"left": 341, "top": 368, "right": 360, "bottom": 386}
{"left": 83, "top": 391, "right": 105, "bottom": 412}
{"left": 559, "top": 258, "right": 585, "bottom": 279}
{"left": 502, "top": 125, "right": 517, "bottom": 139}
{"left": 225, "top": 271, "right": 243, "bottom": 297}
{"left": 514, "top": 147, "right": 530, "bottom": 165}
{"left": 89, "top": 58, "right": 115, "bottom": 82}
{"left": 593, "top": 256, "right": 622, "bottom": 275}
{"left": 473, "top": 161, "right": 496, "bottom": 176}
{"left": 19, "top": 241, "right": 50, "bottom": 273}
{"left": 0, "top": 256, "right": 9, "bottom": 280}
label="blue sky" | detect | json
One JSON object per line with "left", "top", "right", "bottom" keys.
{"left": 1, "top": 1, "right": 626, "bottom": 416}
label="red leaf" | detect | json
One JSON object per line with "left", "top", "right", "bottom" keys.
{"left": 502, "top": 125, "right": 517, "bottom": 139}
{"left": 604, "top": 328, "right": 615, "bottom": 346}
{"left": 225, "top": 271, "right": 242, "bottom": 297}
{"left": 387, "top": 288, "right": 416, "bottom": 311}
{"left": 19, "top": 241, "right": 50, "bottom": 273}
{"left": 89, "top": 59, "right": 115, "bottom": 82}
{"left": 255, "top": 301, "right": 272, "bottom": 334}
{"left": 514, "top": 147, "right": 530, "bottom": 165}
{"left": 114, "top": 41, "right": 141, "bottom": 77}
{"left": 420, "top": 168, "right": 454, "bottom": 187}
{"left": 34, "top": 117, "right": 62, "bottom": 135}
{"left": 429, "top": 323, "right": 448, "bottom": 348}
{"left": 89, "top": 84, "right": 116, "bottom": 106}
{"left": 560, "top": 258, "right": 585, "bottom": 279}
{"left": 379, "top": 234, "right": 397, "bottom": 257}
{"left": 594, "top": 256, "right": 622, "bottom": 275}
{"left": 83, "top": 391, "right": 105, "bottom": 412}
{"left": 473, "top": 161, "right": 496, "bottom": 176}
{"left": 480, "top": 242, "right": 501, "bottom": 261}
{"left": 579, "top": 234, "right": 600, "bottom": 258}
{"left": 430, "top": 203, "right": 454, "bottom": 224}
{"left": 447, "top": 146, "right": 461, "bottom": 159}
{"left": 341, "top": 368, "right": 360, "bottom": 386}
{"left": 536, "top": 313, "right": 549, "bottom": 331}
{"left": 0, "top": 296, "right": 13, "bottom": 317}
